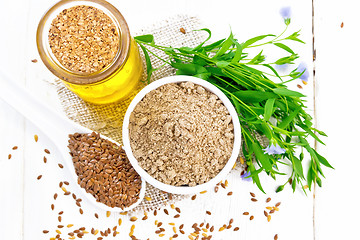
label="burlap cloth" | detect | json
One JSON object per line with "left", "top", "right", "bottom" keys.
{"left": 53, "top": 15, "right": 268, "bottom": 213}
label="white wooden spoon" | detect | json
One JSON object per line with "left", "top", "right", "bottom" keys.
{"left": 0, "top": 71, "right": 146, "bottom": 212}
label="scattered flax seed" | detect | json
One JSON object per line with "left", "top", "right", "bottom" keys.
{"left": 12, "top": 146, "right": 18, "bottom": 150}
{"left": 106, "top": 211, "right": 111, "bottom": 217}
{"left": 270, "top": 209, "right": 275, "bottom": 214}
{"left": 76, "top": 201, "right": 81, "bottom": 207}
{"left": 130, "top": 216, "right": 138, "bottom": 222}
{"left": 206, "top": 211, "right": 211, "bottom": 215}
{"left": 275, "top": 202, "right": 281, "bottom": 207}
{"left": 214, "top": 186, "right": 219, "bottom": 193}
{"left": 44, "top": 149, "right": 50, "bottom": 154}
{"left": 267, "top": 215, "right": 272, "bottom": 222}
{"left": 239, "top": 157, "right": 244, "bottom": 164}
{"left": 274, "top": 234, "right": 279, "bottom": 240}
{"left": 191, "top": 195, "right": 197, "bottom": 200}
{"left": 120, "top": 211, "right": 128, "bottom": 215}
{"left": 175, "top": 207, "right": 181, "bottom": 213}
{"left": 174, "top": 214, "right": 180, "bottom": 218}
{"left": 34, "top": 135, "right": 39, "bottom": 142}
{"left": 37, "top": 175, "right": 42, "bottom": 180}
{"left": 266, "top": 207, "right": 273, "bottom": 210}
{"left": 164, "top": 209, "right": 169, "bottom": 215}
{"left": 51, "top": 204, "right": 54, "bottom": 210}
{"left": 266, "top": 197, "right": 271, "bottom": 203}
{"left": 31, "top": 59, "right": 38, "bottom": 63}
{"left": 210, "top": 226, "right": 214, "bottom": 232}
{"left": 200, "top": 223, "right": 204, "bottom": 227}
{"left": 64, "top": 181, "right": 69, "bottom": 185}
{"left": 221, "top": 182, "right": 226, "bottom": 189}
{"left": 8, "top": 154, "right": 12, "bottom": 160}
{"left": 43, "top": 156, "right": 47, "bottom": 163}
{"left": 251, "top": 198, "right": 258, "bottom": 202}
{"left": 95, "top": 213, "right": 99, "bottom": 219}
{"left": 200, "top": 190, "right": 207, "bottom": 194}
{"left": 243, "top": 212, "right": 249, "bottom": 215}
{"left": 250, "top": 192, "right": 255, "bottom": 197}
{"left": 297, "top": 84, "right": 303, "bottom": 89}
{"left": 180, "top": 27, "right": 186, "bottom": 34}
{"left": 144, "top": 196, "right": 152, "bottom": 201}
{"left": 234, "top": 227, "right": 239, "bottom": 231}
{"left": 219, "top": 226, "right": 226, "bottom": 232}
{"left": 67, "top": 224, "right": 73, "bottom": 228}
{"left": 58, "top": 225, "right": 64, "bottom": 228}
{"left": 341, "top": 22, "right": 344, "bottom": 28}
{"left": 118, "top": 218, "right": 122, "bottom": 226}
{"left": 173, "top": 226, "right": 177, "bottom": 233}
{"left": 180, "top": 229, "right": 185, "bottom": 234}
{"left": 79, "top": 208, "right": 83, "bottom": 214}
{"left": 274, "top": 207, "right": 280, "bottom": 211}
{"left": 227, "top": 191, "right": 233, "bottom": 196}
{"left": 58, "top": 216, "right": 62, "bottom": 222}
{"left": 264, "top": 211, "right": 269, "bottom": 217}
{"left": 250, "top": 215, "right": 254, "bottom": 220}
{"left": 179, "top": 224, "right": 184, "bottom": 229}
{"left": 154, "top": 209, "right": 158, "bottom": 216}
{"left": 225, "top": 179, "right": 229, "bottom": 187}
{"left": 142, "top": 215, "right": 148, "bottom": 220}
{"left": 170, "top": 204, "right": 175, "bottom": 209}
{"left": 43, "top": 230, "right": 49, "bottom": 234}
{"left": 58, "top": 163, "right": 64, "bottom": 169}
{"left": 54, "top": 193, "right": 58, "bottom": 200}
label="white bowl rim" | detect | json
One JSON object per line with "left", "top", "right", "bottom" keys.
{"left": 122, "top": 75, "right": 241, "bottom": 195}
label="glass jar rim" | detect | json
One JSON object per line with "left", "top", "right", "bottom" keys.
{"left": 36, "top": 0, "right": 131, "bottom": 85}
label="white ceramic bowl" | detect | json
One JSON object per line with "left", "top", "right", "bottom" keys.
{"left": 122, "top": 76, "right": 241, "bottom": 195}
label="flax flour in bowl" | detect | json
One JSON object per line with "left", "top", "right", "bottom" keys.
{"left": 122, "top": 76, "right": 241, "bottom": 194}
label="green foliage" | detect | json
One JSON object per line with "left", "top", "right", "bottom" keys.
{"left": 135, "top": 22, "right": 333, "bottom": 194}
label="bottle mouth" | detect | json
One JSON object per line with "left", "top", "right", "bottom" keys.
{"left": 36, "top": 0, "right": 131, "bottom": 85}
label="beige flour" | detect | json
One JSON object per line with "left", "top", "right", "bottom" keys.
{"left": 129, "top": 82, "right": 234, "bottom": 186}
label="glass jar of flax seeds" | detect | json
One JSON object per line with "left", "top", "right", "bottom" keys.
{"left": 36, "top": 0, "right": 143, "bottom": 104}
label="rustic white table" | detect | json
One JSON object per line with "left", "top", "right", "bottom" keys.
{"left": 0, "top": 0, "right": 358, "bottom": 239}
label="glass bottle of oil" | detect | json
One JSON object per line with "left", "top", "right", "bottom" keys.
{"left": 36, "top": 0, "right": 143, "bottom": 104}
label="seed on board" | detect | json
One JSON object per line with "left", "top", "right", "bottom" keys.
{"left": 44, "top": 149, "right": 50, "bottom": 154}
{"left": 67, "top": 224, "right": 74, "bottom": 228}
{"left": 214, "top": 186, "right": 219, "bottom": 193}
{"left": 227, "top": 191, "right": 233, "bottom": 196}
{"left": 164, "top": 209, "right": 169, "bottom": 215}
{"left": 154, "top": 210, "right": 157, "bottom": 216}
{"left": 31, "top": 59, "right": 38, "bottom": 63}
{"left": 200, "top": 190, "right": 207, "bottom": 194}
{"left": 34, "top": 134, "right": 39, "bottom": 142}
{"left": 251, "top": 198, "right": 258, "bottom": 202}
{"left": 58, "top": 216, "right": 62, "bottom": 222}
{"left": 264, "top": 211, "right": 269, "bottom": 217}
{"left": 274, "top": 234, "right": 279, "bottom": 240}
{"left": 51, "top": 204, "right": 54, "bottom": 210}
{"left": 54, "top": 193, "right": 58, "bottom": 200}
{"left": 106, "top": 211, "right": 111, "bottom": 217}
{"left": 118, "top": 218, "right": 122, "bottom": 226}
{"left": 219, "top": 226, "right": 225, "bottom": 232}
{"left": 250, "top": 215, "right": 254, "bottom": 220}
{"left": 76, "top": 201, "right": 81, "bottom": 207}
{"left": 275, "top": 202, "right": 281, "bottom": 207}
{"left": 95, "top": 213, "right": 99, "bottom": 219}
{"left": 37, "top": 175, "right": 42, "bottom": 180}
{"left": 79, "top": 208, "right": 83, "bottom": 214}
{"left": 180, "top": 27, "right": 186, "bottom": 34}
{"left": 144, "top": 196, "right": 152, "bottom": 201}
{"left": 43, "top": 230, "right": 49, "bottom": 234}
{"left": 191, "top": 195, "right": 197, "bottom": 200}
{"left": 8, "top": 154, "right": 12, "bottom": 160}
{"left": 234, "top": 227, "right": 239, "bottom": 231}
{"left": 58, "top": 163, "right": 64, "bottom": 169}
{"left": 43, "top": 156, "right": 47, "bottom": 163}
{"left": 64, "top": 181, "right": 69, "bottom": 185}
{"left": 142, "top": 215, "right": 148, "bottom": 220}
{"left": 210, "top": 226, "right": 214, "bottom": 232}
{"left": 250, "top": 192, "right": 255, "bottom": 197}
{"left": 243, "top": 212, "right": 249, "bottom": 215}
{"left": 179, "top": 224, "right": 184, "bottom": 229}
{"left": 12, "top": 146, "right": 18, "bottom": 150}
{"left": 58, "top": 210, "right": 64, "bottom": 214}
{"left": 58, "top": 225, "right": 64, "bottom": 228}
{"left": 266, "top": 197, "right": 271, "bottom": 203}
{"left": 175, "top": 207, "right": 181, "bottom": 213}
{"left": 130, "top": 216, "right": 137, "bottom": 222}
{"left": 206, "top": 211, "right": 211, "bottom": 215}
{"left": 267, "top": 215, "right": 272, "bottom": 222}
{"left": 170, "top": 204, "right": 175, "bottom": 209}
{"left": 341, "top": 22, "right": 344, "bottom": 28}
{"left": 297, "top": 84, "right": 303, "bottom": 89}
{"left": 174, "top": 214, "right": 180, "bottom": 218}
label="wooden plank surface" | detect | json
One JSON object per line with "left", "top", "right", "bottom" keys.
{"left": 0, "top": 0, "right": 317, "bottom": 240}
{"left": 313, "top": 0, "right": 360, "bottom": 239}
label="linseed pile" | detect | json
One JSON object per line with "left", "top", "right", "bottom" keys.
{"left": 49, "top": 5, "right": 120, "bottom": 73}
{"left": 129, "top": 81, "right": 234, "bottom": 186}
{"left": 68, "top": 132, "right": 142, "bottom": 209}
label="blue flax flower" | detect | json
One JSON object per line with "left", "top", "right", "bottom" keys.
{"left": 241, "top": 171, "right": 252, "bottom": 182}
{"left": 280, "top": 7, "right": 291, "bottom": 25}
{"left": 263, "top": 143, "right": 286, "bottom": 155}
{"left": 297, "top": 62, "right": 309, "bottom": 82}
